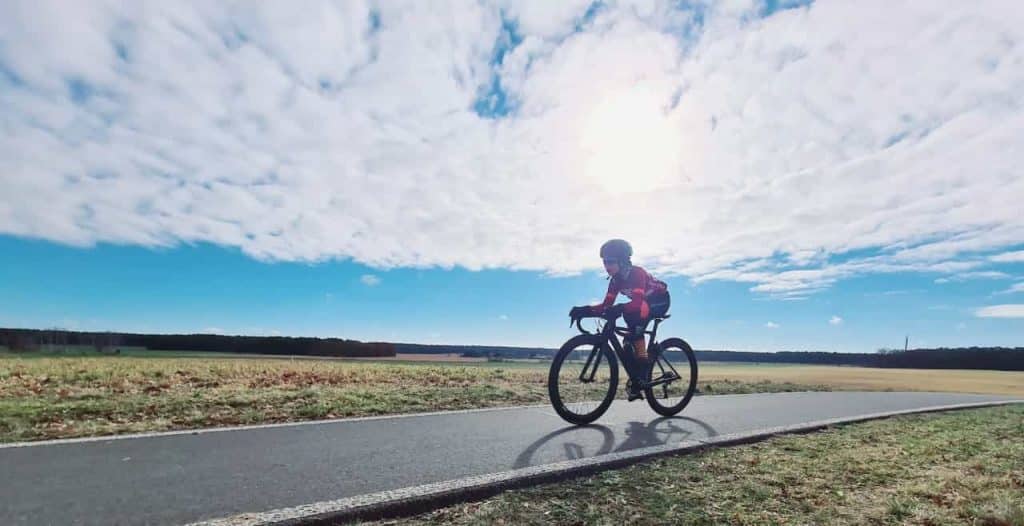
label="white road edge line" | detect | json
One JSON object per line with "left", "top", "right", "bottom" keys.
{"left": 187, "top": 399, "right": 1024, "bottom": 526}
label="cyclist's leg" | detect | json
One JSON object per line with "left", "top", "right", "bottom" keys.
{"left": 623, "top": 303, "right": 652, "bottom": 362}
{"left": 622, "top": 307, "right": 652, "bottom": 400}
{"left": 649, "top": 291, "right": 671, "bottom": 318}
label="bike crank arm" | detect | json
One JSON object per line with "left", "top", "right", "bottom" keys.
{"left": 640, "top": 372, "right": 680, "bottom": 389}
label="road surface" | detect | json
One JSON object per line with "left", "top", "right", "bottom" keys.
{"left": 1, "top": 392, "right": 1019, "bottom": 525}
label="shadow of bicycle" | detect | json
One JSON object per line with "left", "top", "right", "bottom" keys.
{"left": 513, "top": 416, "right": 717, "bottom": 469}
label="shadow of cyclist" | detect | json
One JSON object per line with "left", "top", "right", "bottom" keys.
{"left": 612, "top": 416, "right": 716, "bottom": 453}
{"left": 513, "top": 416, "right": 717, "bottom": 469}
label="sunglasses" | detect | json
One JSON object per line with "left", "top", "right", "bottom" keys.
{"left": 602, "top": 258, "right": 619, "bottom": 265}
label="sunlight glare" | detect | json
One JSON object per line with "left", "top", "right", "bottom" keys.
{"left": 579, "top": 86, "right": 683, "bottom": 193}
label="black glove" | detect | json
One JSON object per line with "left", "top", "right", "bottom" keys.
{"left": 604, "top": 304, "right": 626, "bottom": 319}
{"left": 568, "top": 306, "right": 591, "bottom": 325}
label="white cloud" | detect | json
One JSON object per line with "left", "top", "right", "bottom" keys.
{"left": 360, "top": 274, "right": 381, "bottom": 286}
{"left": 975, "top": 304, "right": 1024, "bottom": 319}
{"left": 764, "top": 321, "right": 779, "bottom": 329}
{"left": 1000, "top": 282, "right": 1024, "bottom": 295}
{"left": 829, "top": 316, "right": 843, "bottom": 326}
{"left": 202, "top": 327, "right": 224, "bottom": 334}
{"left": 963, "top": 272, "right": 1011, "bottom": 280}
{"left": 1, "top": 1, "right": 1023, "bottom": 295}
{"left": 498, "top": 314, "right": 509, "bottom": 320}
{"left": 935, "top": 271, "right": 1011, "bottom": 283}
{"left": 991, "top": 251, "right": 1024, "bottom": 263}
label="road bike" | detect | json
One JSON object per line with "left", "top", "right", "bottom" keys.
{"left": 548, "top": 312, "right": 698, "bottom": 425}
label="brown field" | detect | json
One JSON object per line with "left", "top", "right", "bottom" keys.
{"left": 0, "top": 355, "right": 821, "bottom": 442}
{"left": 348, "top": 353, "right": 488, "bottom": 362}
{"left": 699, "top": 364, "right": 1024, "bottom": 397}
{"left": 1, "top": 354, "right": 1021, "bottom": 443}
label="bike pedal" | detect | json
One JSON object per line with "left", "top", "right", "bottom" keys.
{"left": 627, "top": 390, "right": 644, "bottom": 401}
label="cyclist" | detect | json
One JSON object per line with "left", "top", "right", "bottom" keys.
{"left": 569, "top": 239, "right": 671, "bottom": 396}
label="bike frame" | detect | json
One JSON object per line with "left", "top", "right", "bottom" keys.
{"left": 574, "top": 315, "right": 681, "bottom": 390}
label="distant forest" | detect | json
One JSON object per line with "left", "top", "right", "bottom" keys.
{"left": 0, "top": 328, "right": 395, "bottom": 358}
{"left": 693, "top": 348, "right": 1024, "bottom": 371}
{"left": 2, "top": 328, "right": 1021, "bottom": 370}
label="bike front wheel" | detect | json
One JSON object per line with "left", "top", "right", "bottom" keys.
{"left": 548, "top": 334, "right": 619, "bottom": 425}
{"left": 644, "top": 337, "right": 698, "bottom": 417}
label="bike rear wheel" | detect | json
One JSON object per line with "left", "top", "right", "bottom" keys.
{"left": 548, "top": 334, "right": 619, "bottom": 425}
{"left": 644, "top": 337, "right": 698, "bottom": 417}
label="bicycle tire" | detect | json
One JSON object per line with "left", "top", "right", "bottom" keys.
{"left": 548, "top": 334, "right": 619, "bottom": 425}
{"left": 644, "top": 337, "right": 698, "bottom": 417}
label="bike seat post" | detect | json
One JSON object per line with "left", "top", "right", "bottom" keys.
{"left": 649, "top": 318, "right": 662, "bottom": 344}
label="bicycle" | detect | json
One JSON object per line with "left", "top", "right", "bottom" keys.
{"left": 548, "top": 312, "right": 699, "bottom": 425}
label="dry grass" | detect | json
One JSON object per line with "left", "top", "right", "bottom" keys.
{"left": 372, "top": 404, "right": 1024, "bottom": 526}
{"left": 0, "top": 356, "right": 822, "bottom": 443}
{"left": 0, "top": 357, "right": 548, "bottom": 442}
{"left": 699, "top": 364, "right": 1024, "bottom": 397}
{"left": 3, "top": 355, "right": 1020, "bottom": 443}
{"left": 348, "top": 353, "right": 488, "bottom": 362}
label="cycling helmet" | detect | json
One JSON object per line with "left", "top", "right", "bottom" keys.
{"left": 600, "top": 239, "right": 632, "bottom": 261}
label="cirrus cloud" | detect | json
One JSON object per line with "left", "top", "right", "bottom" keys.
{"left": 991, "top": 251, "right": 1024, "bottom": 263}
{"left": 975, "top": 304, "right": 1024, "bottom": 319}
{"left": 1000, "top": 283, "right": 1024, "bottom": 295}
{"left": 1, "top": 0, "right": 1022, "bottom": 296}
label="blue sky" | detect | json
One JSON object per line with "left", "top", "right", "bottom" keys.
{"left": 1, "top": 1, "right": 1022, "bottom": 351}
{"left": 2, "top": 235, "right": 1021, "bottom": 352}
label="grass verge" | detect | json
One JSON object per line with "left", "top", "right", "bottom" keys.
{"left": 370, "top": 404, "right": 1024, "bottom": 526}
{"left": 0, "top": 356, "right": 826, "bottom": 443}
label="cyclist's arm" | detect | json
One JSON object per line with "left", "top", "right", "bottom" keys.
{"left": 621, "top": 268, "right": 648, "bottom": 314}
{"left": 590, "top": 279, "right": 618, "bottom": 315}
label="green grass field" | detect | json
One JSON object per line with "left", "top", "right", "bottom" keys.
{"left": 372, "top": 404, "right": 1024, "bottom": 526}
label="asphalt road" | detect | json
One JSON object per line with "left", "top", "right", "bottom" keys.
{"left": 1, "top": 392, "right": 1019, "bottom": 525}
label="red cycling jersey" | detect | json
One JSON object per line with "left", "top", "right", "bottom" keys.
{"left": 592, "top": 265, "right": 668, "bottom": 319}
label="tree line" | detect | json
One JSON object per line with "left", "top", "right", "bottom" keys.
{"left": 0, "top": 328, "right": 396, "bottom": 358}
{"left": 3, "top": 328, "right": 1020, "bottom": 370}
{"left": 693, "top": 348, "right": 1024, "bottom": 370}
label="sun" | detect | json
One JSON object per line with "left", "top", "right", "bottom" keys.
{"left": 579, "top": 85, "right": 683, "bottom": 193}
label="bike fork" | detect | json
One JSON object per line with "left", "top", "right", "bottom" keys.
{"left": 578, "top": 346, "right": 603, "bottom": 383}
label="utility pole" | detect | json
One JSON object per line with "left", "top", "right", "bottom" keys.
{"left": 904, "top": 335, "right": 909, "bottom": 352}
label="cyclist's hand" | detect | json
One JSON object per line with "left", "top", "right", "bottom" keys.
{"left": 568, "top": 306, "right": 590, "bottom": 323}
{"left": 605, "top": 304, "right": 626, "bottom": 319}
